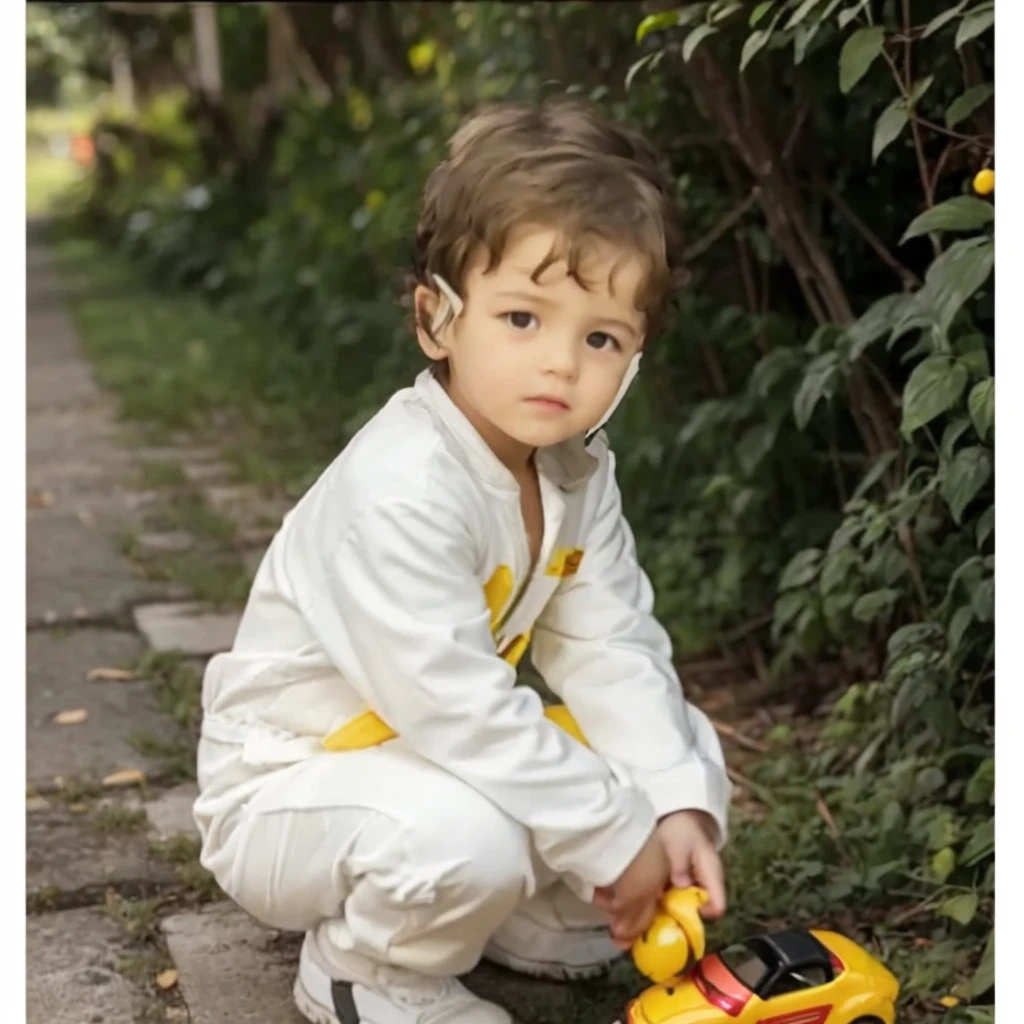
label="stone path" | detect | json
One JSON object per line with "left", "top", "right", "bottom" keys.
{"left": 25, "top": 223, "right": 641, "bottom": 1024}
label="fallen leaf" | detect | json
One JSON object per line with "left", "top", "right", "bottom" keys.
{"left": 102, "top": 768, "right": 146, "bottom": 788}
{"left": 26, "top": 796, "right": 51, "bottom": 812}
{"left": 165, "top": 1008, "right": 188, "bottom": 1021}
{"left": 28, "top": 489, "right": 56, "bottom": 508}
{"left": 87, "top": 667, "right": 138, "bottom": 683}
{"left": 68, "top": 802, "right": 88, "bottom": 814}
{"left": 155, "top": 968, "right": 178, "bottom": 990}
{"left": 53, "top": 708, "right": 88, "bottom": 726}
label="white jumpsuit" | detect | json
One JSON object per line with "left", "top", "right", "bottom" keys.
{"left": 193, "top": 368, "right": 731, "bottom": 978}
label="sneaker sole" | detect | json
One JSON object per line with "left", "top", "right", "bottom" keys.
{"left": 294, "top": 974, "right": 343, "bottom": 1024}
{"left": 482, "top": 942, "right": 618, "bottom": 982}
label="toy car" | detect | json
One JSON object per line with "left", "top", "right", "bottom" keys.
{"left": 620, "top": 926, "right": 900, "bottom": 1024}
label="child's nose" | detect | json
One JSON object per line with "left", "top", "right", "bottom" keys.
{"left": 545, "top": 336, "right": 580, "bottom": 379}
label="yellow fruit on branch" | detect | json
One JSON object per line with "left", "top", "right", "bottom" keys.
{"left": 974, "top": 168, "right": 995, "bottom": 196}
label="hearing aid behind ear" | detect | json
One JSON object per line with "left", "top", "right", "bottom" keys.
{"left": 429, "top": 273, "right": 464, "bottom": 337}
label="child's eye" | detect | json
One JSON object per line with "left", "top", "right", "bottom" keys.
{"left": 586, "top": 331, "right": 621, "bottom": 352}
{"left": 503, "top": 311, "right": 539, "bottom": 330}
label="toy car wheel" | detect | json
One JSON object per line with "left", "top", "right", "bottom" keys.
{"left": 850, "top": 1018, "right": 885, "bottom": 1024}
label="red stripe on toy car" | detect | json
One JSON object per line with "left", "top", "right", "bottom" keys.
{"left": 756, "top": 1006, "right": 832, "bottom": 1024}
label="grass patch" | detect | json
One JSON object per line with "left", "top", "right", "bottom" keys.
{"left": 93, "top": 805, "right": 148, "bottom": 835}
{"left": 138, "top": 460, "right": 188, "bottom": 489}
{"left": 51, "top": 231, "right": 342, "bottom": 493}
{"left": 151, "top": 835, "right": 222, "bottom": 902}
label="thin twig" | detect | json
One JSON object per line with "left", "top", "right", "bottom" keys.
{"left": 816, "top": 174, "right": 920, "bottom": 288}
{"left": 814, "top": 790, "right": 841, "bottom": 841}
{"left": 782, "top": 102, "right": 811, "bottom": 162}
{"left": 684, "top": 189, "right": 761, "bottom": 262}
{"left": 712, "top": 719, "right": 771, "bottom": 754}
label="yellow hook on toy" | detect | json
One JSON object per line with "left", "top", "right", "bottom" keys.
{"left": 631, "top": 886, "right": 709, "bottom": 983}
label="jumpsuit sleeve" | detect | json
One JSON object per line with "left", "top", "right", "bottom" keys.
{"left": 530, "top": 446, "right": 733, "bottom": 847}
{"left": 305, "top": 496, "right": 657, "bottom": 889}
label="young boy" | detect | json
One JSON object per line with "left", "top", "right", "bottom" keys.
{"left": 194, "top": 100, "right": 732, "bottom": 1024}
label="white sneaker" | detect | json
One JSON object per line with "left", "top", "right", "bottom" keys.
{"left": 483, "top": 885, "right": 623, "bottom": 982}
{"left": 293, "top": 933, "right": 514, "bottom": 1024}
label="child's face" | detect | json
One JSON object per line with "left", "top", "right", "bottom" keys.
{"left": 421, "top": 225, "right": 647, "bottom": 469}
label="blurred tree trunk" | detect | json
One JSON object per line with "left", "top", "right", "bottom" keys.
{"left": 191, "top": 1, "right": 223, "bottom": 102}
{"left": 110, "top": 33, "right": 135, "bottom": 112}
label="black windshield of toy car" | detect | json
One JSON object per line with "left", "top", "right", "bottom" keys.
{"left": 719, "top": 943, "right": 771, "bottom": 989}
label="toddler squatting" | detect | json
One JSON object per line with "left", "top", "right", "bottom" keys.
{"left": 193, "top": 99, "right": 733, "bottom": 1024}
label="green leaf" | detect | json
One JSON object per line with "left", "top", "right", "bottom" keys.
{"left": 946, "top": 83, "right": 994, "bottom": 127}
{"left": 793, "top": 351, "right": 841, "bottom": 428}
{"left": 683, "top": 23, "right": 719, "bottom": 61}
{"left": 845, "top": 294, "right": 912, "bottom": 360}
{"left": 963, "top": 930, "right": 994, "bottom": 999}
{"left": 893, "top": 238, "right": 994, "bottom": 347}
{"left": 961, "top": 818, "right": 994, "bottom": 866}
{"left": 956, "top": 4, "right": 995, "bottom": 48}
{"left": 740, "top": 28, "right": 771, "bottom": 70}
{"left": 852, "top": 588, "right": 901, "bottom": 622}
{"left": 931, "top": 846, "right": 956, "bottom": 882}
{"left": 625, "top": 51, "right": 664, "bottom": 90}
{"left": 710, "top": 1, "right": 744, "bottom": 24}
{"left": 736, "top": 423, "right": 777, "bottom": 474}
{"left": 636, "top": 10, "right": 681, "bottom": 43}
{"left": 939, "top": 892, "right": 978, "bottom": 925}
{"left": 839, "top": 25, "right": 885, "bottom": 93}
{"left": 872, "top": 97, "right": 909, "bottom": 161}
{"left": 853, "top": 450, "right": 897, "bottom": 499}
{"left": 965, "top": 758, "right": 995, "bottom": 804}
{"left": 888, "top": 622, "right": 940, "bottom": 657}
{"left": 678, "top": 399, "right": 730, "bottom": 446}
{"left": 906, "top": 74, "right": 935, "bottom": 107}
{"left": 971, "top": 575, "right": 994, "bottom": 622}
{"left": 941, "top": 416, "right": 973, "bottom": 459}
{"left": 968, "top": 379, "right": 994, "bottom": 440}
{"left": 976, "top": 505, "right": 994, "bottom": 546}
{"left": 750, "top": 1, "right": 777, "bottom": 27}
{"left": 794, "top": 19, "right": 821, "bottom": 63}
{"left": 901, "top": 196, "right": 994, "bottom": 243}
{"left": 957, "top": 333, "right": 991, "bottom": 377}
{"left": 749, "top": 347, "right": 801, "bottom": 397}
{"left": 838, "top": 0, "right": 871, "bottom": 29}
{"left": 779, "top": 548, "right": 823, "bottom": 590}
{"left": 922, "top": 1, "right": 968, "bottom": 38}
{"left": 941, "top": 446, "right": 992, "bottom": 523}
{"left": 820, "top": 548, "right": 858, "bottom": 594}
{"left": 948, "top": 604, "right": 974, "bottom": 653}
{"left": 900, "top": 355, "right": 968, "bottom": 436}
{"left": 784, "top": 0, "right": 822, "bottom": 29}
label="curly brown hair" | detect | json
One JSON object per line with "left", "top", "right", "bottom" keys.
{"left": 412, "top": 98, "right": 685, "bottom": 342}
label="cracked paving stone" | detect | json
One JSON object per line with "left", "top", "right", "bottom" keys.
{"left": 133, "top": 601, "right": 242, "bottom": 656}
{"left": 27, "top": 907, "right": 141, "bottom": 1024}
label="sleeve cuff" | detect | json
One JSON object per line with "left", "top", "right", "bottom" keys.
{"left": 633, "top": 760, "right": 733, "bottom": 850}
{"left": 555, "top": 795, "right": 659, "bottom": 892}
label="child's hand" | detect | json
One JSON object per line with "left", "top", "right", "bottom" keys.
{"left": 656, "top": 809, "right": 726, "bottom": 919}
{"left": 593, "top": 831, "right": 671, "bottom": 949}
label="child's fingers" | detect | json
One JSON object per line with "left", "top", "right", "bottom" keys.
{"left": 694, "top": 845, "right": 727, "bottom": 918}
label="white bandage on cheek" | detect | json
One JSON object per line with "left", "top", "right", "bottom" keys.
{"left": 429, "top": 273, "right": 465, "bottom": 336}
{"left": 588, "top": 350, "right": 642, "bottom": 436}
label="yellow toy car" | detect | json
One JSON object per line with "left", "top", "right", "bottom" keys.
{"left": 622, "top": 926, "right": 900, "bottom": 1024}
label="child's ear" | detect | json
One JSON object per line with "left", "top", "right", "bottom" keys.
{"left": 413, "top": 284, "right": 447, "bottom": 362}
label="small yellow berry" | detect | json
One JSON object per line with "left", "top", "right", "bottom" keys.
{"left": 939, "top": 994, "right": 961, "bottom": 1008}
{"left": 974, "top": 169, "right": 995, "bottom": 196}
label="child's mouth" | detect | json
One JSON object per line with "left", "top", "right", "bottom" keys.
{"left": 524, "top": 395, "right": 570, "bottom": 413}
